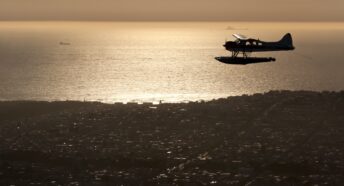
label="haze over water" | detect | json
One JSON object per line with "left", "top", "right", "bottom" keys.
{"left": 0, "top": 22, "right": 343, "bottom": 103}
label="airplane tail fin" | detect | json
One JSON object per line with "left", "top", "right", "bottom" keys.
{"left": 278, "top": 33, "right": 294, "bottom": 49}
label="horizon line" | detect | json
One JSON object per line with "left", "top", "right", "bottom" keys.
{"left": 1, "top": 20, "right": 344, "bottom": 23}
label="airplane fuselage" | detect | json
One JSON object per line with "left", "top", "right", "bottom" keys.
{"left": 224, "top": 40, "right": 294, "bottom": 52}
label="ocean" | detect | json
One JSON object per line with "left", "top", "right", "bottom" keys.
{"left": 0, "top": 22, "right": 343, "bottom": 103}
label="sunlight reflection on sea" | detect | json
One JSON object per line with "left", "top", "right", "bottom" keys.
{"left": 0, "top": 22, "right": 343, "bottom": 103}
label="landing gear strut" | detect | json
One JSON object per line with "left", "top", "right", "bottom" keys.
{"left": 231, "top": 51, "right": 250, "bottom": 58}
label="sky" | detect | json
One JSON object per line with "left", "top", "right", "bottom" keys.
{"left": 0, "top": 0, "right": 343, "bottom": 21}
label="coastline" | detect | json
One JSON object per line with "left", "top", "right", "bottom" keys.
{"left": 0, "top": 90, "right": 343, "bottom": 185}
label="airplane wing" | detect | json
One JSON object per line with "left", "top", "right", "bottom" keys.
{"left": 233, "top": 34, "right": 247, "bottom": 40}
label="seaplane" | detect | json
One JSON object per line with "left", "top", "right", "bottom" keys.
{"left": 215, "top": 33, "right": 295, "bottom": 64}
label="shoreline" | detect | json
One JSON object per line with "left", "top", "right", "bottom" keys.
{"left": 0, "top": 90, "right": 343, "bottom": 185}
{"left": 0, "top": 89, "right": 343, "bottom": 103}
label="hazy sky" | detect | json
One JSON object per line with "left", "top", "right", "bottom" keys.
{"left": 0, "top": 0, "right": 343, "bottom": 21}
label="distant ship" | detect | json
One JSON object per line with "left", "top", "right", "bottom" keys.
{"left": 59, "top": 42, "right": 71, "bottom": 45}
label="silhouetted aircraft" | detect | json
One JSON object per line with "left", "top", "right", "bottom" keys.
{"left": 216, "top": 33, "right": 295, "bottom": 64}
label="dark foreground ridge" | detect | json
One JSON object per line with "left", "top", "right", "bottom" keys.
{"left": 0, "top": 91, "right": 344, "bottom": 185}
